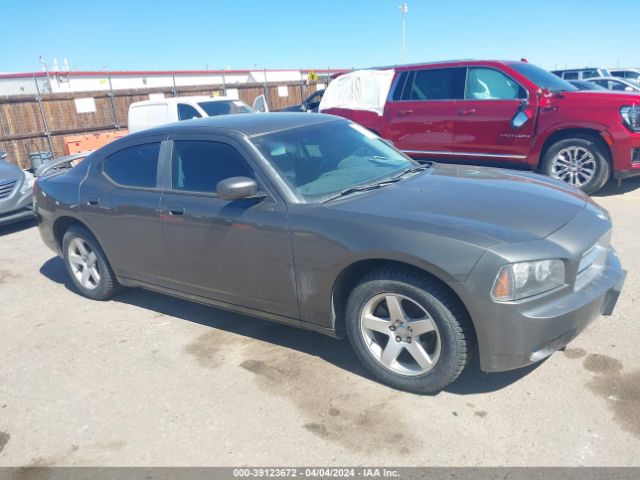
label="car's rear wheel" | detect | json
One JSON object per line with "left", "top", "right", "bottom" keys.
{"left": 62, "top": 225, "right": 121, "bottom": 300}
{"left": 541, "top": 137, "right": 610, "bottom": 194}
{"left": 346, "top": 267, "right": 472, "bottom": 394}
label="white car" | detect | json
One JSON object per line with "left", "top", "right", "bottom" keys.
{"left": 128, "top": 96, "right": 253, "bottom": 133}
{"left": 610, "top": 69, "right": 640, "bottom": 84}
{"left": 586, "top": 76, "right": 640, "bottom": 93}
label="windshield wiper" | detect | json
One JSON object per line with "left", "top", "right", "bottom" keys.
{"left": 322, "top": 178, "right": 402, "bottom": 203}
{"left": 393, "top": 162, "right": 432, "bottom": 178}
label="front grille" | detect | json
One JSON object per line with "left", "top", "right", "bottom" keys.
{"left": 575, "top": 232, "right": 610, "bottom": 291}
{"left": 0, "top": 179, "right": 17, "bottom": 199}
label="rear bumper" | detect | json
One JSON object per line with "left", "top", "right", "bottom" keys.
{"left": 472, "top": 248, "right": 625, "bottom": 372}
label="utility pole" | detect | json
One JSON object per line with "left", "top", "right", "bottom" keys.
{"left": 398, "top": 2, "right": 408, "bottom": 63}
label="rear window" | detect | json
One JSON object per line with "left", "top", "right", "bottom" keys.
{"left": 197, "top": 100, "right": 252, "bottom": 116}
{"left": 103, "top": 143, "right": 160, "bottom": 188}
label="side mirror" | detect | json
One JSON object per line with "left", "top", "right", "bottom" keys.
{"left": 217, "top": 176, "right": 258, "bottom": 200}
{"left": 511, "top": 100, "right": 531, "bottom": 129}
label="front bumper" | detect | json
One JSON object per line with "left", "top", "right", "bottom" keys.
{"left": 453, "top": 206, "right": 626, "bottom": 373}
{"left": 0, "top": 190, "right": 34, "bottom": 226}
{"left": 470, "top": 248, "right": 624, "bottom": 372}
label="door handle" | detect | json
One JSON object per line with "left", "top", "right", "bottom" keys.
{"left": 167, "top": 208, "right": 185, "bottom": 216}
{"left": 86, "top": 198, "right": 99, "bottom": 206}
{"left": 458, "top": 108, "right": 476, "bottom": 115}
{"left": 397, "top": 109, "right": 413, "bottom": 116}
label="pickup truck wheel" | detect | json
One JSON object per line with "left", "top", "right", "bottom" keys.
{"left": 62, "top": 225, "right": 121, "bottom": 300}
{"left": 541, "top": 137, "right": 610, "bottom": 194}
{"left": 346, "top": 268, "right": 472, "bottom": 394}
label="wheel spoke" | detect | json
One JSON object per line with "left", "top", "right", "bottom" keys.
{"left": 76, "top": 240, "right": 89, "bottom": 256}
{"left": 88, "top": 267, "right": 100, "bottom": 286}
{"left": 362, "top": 313, "right": 391, "bottom": 334}
{"left": 385, "top": 295, "right": 406, "bottom": 322}
{"left": 68, "top": 253, "right": 84, "bottom": 268}
{"left": 80, "top": 267, "right": 91, "bottom": 287}
{"left": 410, "top": 317, "right": 436, "bottom": 336}
{"left": 380, "top": 339, "right": 403, "bottom": 367}
{"left": 405, "top": 341, "right": 434, "bottom": 370}
{"left": 86, "top": 251, "right": 97, "bottom": 265}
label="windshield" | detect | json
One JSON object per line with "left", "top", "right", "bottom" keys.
{"left": 198, "top": 100, "right": 253, "bottom": 116}
{"left": 510, "top": 62, "right": 577, "bottom": 92}
{"left": 251, "top": 121, "right": 416, "bottom": 203}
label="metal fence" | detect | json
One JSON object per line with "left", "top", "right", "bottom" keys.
{"left": 0, "top": 70, "right": 339, "bottom": 169}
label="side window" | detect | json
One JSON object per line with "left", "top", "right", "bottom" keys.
{"left": 171, "top": 140, "right": 253, "bottom": 194}
{"left": 391, "top": 72, "right": 408, "bottom": 101}
{"left": 408, "top": 68, "right": 465, "bottom": 101}
{"left": 563, "top": 72, "right": 579, "bottom": 80}
{"left": 103, "top": 143, "right": 160, "bottom": 188}
{"left": 465, "top": 68, "right": 526, "bottom": 100}
{"left": 582, "top": 70, "right": 597, "bottom": 79}
{"left": 177, "top": 103, "right": 202, "bottom": 121}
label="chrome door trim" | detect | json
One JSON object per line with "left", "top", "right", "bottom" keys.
{"left": 402, "top": 149, "right": 527, "bottom": 159}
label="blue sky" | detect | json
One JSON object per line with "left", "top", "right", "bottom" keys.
{"left": 1, "top": 0, "right": 635, "bottom": 73}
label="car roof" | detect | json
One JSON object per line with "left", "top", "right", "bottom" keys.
{"left": 129, "top": 95, "right": 241, "bottom": 107}
{"left": 129, "top": 112, "right": 343, "bottom": 138}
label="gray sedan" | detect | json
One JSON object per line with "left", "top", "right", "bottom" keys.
{"left": 33, "top": 113, "right": 625, "bottom": 393}
{"left": 0, "top": 156, "right": 35, "bottom": 226}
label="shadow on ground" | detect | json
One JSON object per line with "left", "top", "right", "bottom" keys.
{"left": 40, "top": 256, "right": 541, "bottom": 396}
{"left": 0, "top": 218, "right": 36, "bottom": 236}
{"left": 592, "top": 177, "right": 640, "bottom": 197}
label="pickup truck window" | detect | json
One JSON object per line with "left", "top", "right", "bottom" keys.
{"left": 509, "top": 63, "right": 577, "bottom": 92}
{"left": 465, "top": 68, "right": 526, "bottom": 100}
{"left": 177, "top": 104, "right": 202, "bottom": 121}
{"left": 396, "top": 68, "right": 465, "bottom": 101}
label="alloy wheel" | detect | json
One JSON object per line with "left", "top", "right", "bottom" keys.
{"left": 68, "top": 237, "right": 101, "bottom": 290}
{"left": 549, "top": 146, "right": 597, "bottom": 187}
{"left": 360, "top": 293, "right": 441, "bottom": 376}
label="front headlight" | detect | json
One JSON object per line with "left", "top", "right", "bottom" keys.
{"left": 491, "top": 259, "right": 565, "bottom": 301}
{"left": 620, "top": 105, "right": 640, "bottom": 132}
{"left": 19, "top": 171, "right": 35, "bottom": 195}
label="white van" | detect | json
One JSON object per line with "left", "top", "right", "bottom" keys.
{"left": 128, "top": 96, "right": 253, "bottom": 133}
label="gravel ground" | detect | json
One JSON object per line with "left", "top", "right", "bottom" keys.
{"left": 0, "top": 177, "right": 638, "bottom": 467}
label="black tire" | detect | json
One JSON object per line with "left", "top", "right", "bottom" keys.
{"left": 62, "top": 225, "right": 121, "bottom": 300}
{"left": 346, "top": 267, "right": 473, "bottom": 394}
{"left": 540, "top": 136, "right": 610, "bottom": 194}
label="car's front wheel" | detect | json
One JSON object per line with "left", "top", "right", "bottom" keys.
{"left": 540, "top": 137, "right": 610, "bottom": 194}
{"left": 62, "top": 225, "right": 121, "bottom": 300}
{"left": 346, "top": 268, "right": 473, "bottom": 394}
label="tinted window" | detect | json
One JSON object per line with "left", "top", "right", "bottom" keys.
{"left": 465, "top": 68, "right": 526, "bottom": 100}
{"left": 197, "top": 100, "right": 252, "bottom": 116}
{"left": 103, "top": 143, "right": 160, "bottom": 188}
{"left": 509, "top": 63, "right": 577, "bottom": 92}
{"left": 582, "top": 70, "right": 598, "bottom": 79}
{"left": 171, "top": 141, "right": 253, "bottom": 194}
{"left": 563, "top": 72, "right": 579, "bottom": 80}
{"left": 177, "top": 103, "right": 202, "bottom": 120}
{"left": 391, "top": 72, "right": 408, "bottom": 100}
{"left": 407, "top": 68, "right": 465, "bottom": 100}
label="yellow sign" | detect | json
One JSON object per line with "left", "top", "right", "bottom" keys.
{"left": 307, "top": 71, "right": 319, "bottom": 82}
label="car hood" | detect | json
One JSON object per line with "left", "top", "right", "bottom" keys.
{"left": 329, "top": 164, "right": 588, "bottom": 247}
{"left": 0, "top": 160, "right": 24, "bottom": 181}
{"left": 561, "top": 90, "right": 640, "bottom": 102}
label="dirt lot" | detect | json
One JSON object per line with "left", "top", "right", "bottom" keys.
{"left": 0, "top": 178, "right": 639, "bottom": 467}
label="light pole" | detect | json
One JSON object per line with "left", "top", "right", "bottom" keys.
{"left": 398, "top": 2, "right": 408, "bottom": 63}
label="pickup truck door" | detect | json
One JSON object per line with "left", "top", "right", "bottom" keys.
{"left": 453, "top": 67, "right": 536, "bottom": 163}
{"left": 384, "top": 68, "right": 466, "bottom": 159}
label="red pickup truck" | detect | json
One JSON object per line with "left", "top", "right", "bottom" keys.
{"left": 320, "top": 60, "right": 640, "bottom": 193}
